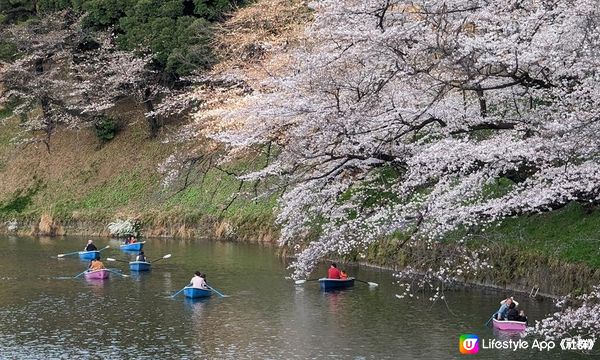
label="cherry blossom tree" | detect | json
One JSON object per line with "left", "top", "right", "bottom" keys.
{"left": 0, "top": 12, "right": 90, "bottom": 150}
{"left": 209, "top": 0, "right": 600, "bottom": 281}
{"left": 0, "top": 12, "right": 199, "bottom": 147}
{"left": 528, "top": 285, "right": 600, "bottom": 343}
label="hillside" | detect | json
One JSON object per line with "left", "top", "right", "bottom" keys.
{"left": 0, "top": 0, "right": 311, "bottom": 240}
{"left": 1, "top": 0, "right": 600, "bottom": 298}
{"left": 0, "top": 100, "right": 275, "bottom": 239}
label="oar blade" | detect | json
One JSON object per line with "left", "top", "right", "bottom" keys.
{"left": 106, "top": 258, "right": 116, "bottom": 262}
{"left": 57, "top": 251, "right": 79, "bottom": 258}
{"left": 294, "top": 279, "right": 307, "bottom": 285}
{"left": 368, "top": 282, "right": 379, "bottom": 287}
{"left": 163, "top": 254, "right": 172, "bottom": 259}
{"left": 106, "top": 268, "right": 129, "bottom": 278}
{"left": 207, "top": 286, "right": 229, "bottom": 298}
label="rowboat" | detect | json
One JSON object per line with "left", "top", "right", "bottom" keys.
{"left": 183, "top": 286, "right": 212, "bottom": 299}
{"left": 129, "top": 261, "right": 151, "bottom": 271}
{"left": 492, "top": 319, "right": 527, "bottom": 331}
{"left": 84, "top": 269, "right": 109, "bottom": 280}
{"left": 79, "top": 250, "right": 100, "bottom": 260}
{"left": 120, "top": 241, "right": 145, "bottom": 251}
{"left": 319, "top": 277, "right": 355, "bottom": 290}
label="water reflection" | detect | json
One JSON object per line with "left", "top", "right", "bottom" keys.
{"left": 0, "top": 235, "right": 595, "bottom": 359}
{"left": 83, "top": 278, "right": 109, "bottom": 298}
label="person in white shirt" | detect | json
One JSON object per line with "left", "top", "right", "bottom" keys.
{"left": 190, "top": 271, "right": 209, "bottom": 290}
{"left": 136, "top": 251, "right": 147, "bottom": 262}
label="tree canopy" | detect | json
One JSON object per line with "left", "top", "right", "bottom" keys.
{"left": 208, "top": 0, "right": 600, "bottom": 278}
{"left": 1, "top": 0, "right": 244, "bottom": 74}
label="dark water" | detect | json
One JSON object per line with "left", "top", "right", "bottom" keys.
{"left": 0, "top": 236, "right": 595, "bottom": 359}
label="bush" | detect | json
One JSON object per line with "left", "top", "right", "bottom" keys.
{"left": 0, "top": 41, "right": 18, "bottom": 61}
{"left": 108, "top": 218, "right": 141, "bottom": 238}
{"left": 94, "top": 115, "right": 119, "bottom": 142}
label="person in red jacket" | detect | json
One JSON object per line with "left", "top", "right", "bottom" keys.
{"left": 327, "top": 263, "right": 341, "bottom": 279}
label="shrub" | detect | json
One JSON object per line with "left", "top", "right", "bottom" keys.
{"left": 107, "top": 218, "right": 141, "bottom": 238}
{"left": 94, "top": 115, "right": 118, "bottom": 142}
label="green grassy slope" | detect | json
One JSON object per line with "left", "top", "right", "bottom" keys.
{"left": 0, "top": 108, "right": 276, "bottom": 237}
{"left": 482, "top": 203, "right": 600, "bottom": 268}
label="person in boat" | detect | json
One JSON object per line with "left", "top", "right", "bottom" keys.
{"left": 84, "top": 240, "right": 97, "bottom": 252}
{"left": 88, "top": 255, "right": 106, "bottom": 271}
{"left": 517, "top": 309, "right": 528, "bottom": 324}
{"left": 191, "top": 271, "right": 209, "bottom": 290}
{"left": 328, "top": 263, "right": 341, "bottom": 279}
{"left": 340, "top": 270, "right": 348, "bottom": 280}
{"left": 136, "top": 251, "right": 147, "bottom": 262}
{"left": 494, "top": 296, "right": 514, "bottom": 320}
{"left": 130, "top": 236, "right": 137, "bottom": 243}
{"left": 506, "top": 302, "right": 519, "bottom": 321}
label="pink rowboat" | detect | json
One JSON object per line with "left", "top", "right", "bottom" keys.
{"left": 84, "top": 269, "right": 110, "bottom": 280}
{"left": 492, "top": 318, "right": 527, "bottom": 331}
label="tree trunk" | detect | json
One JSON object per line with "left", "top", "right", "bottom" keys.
{"left": 40, "top": 96, "right": 53, "bottom": 153}
{"left": 143, "top": 88, "right": 160, "bottom": 138}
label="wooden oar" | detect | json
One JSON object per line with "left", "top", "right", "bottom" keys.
{"left": 73, "top": 270, "right": 89, "bottom": 278}
{"left": 484, "top": 313, "right": 496, "bottom": 327}
{"left": 207, "top": 285, "right": 229, "bottom": 298}
{"left": 151, "top": 254, "right": 172, "bottom": 263}
{"left": 105, "top": 268, "right": 129, "bottom": 278}
{"left": 57, "top": 251, "right": 80, "bottom": 258}
{"left": 171, "top": 284, "right": 191, "bottom": 298}
{"left": 294, "top": 279, "right": 318, "bottom": 285}
{"left": 106, "top": 257, "right": 128, "bottom": 263}
{"left": 63, "top": 245, "right": 110, "bottom": 258}
{"left": 355, "top": 279, "right": 379, "bottom": 287}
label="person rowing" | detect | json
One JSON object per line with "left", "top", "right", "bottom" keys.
{"left": 494, "top": 296, "right": 519, "bottom": 320}
{"left": 191, "top": 271, "right": 209, "bottom": 290}
{"left": 84, "top": 239, "right": 97, "bottom": 252}
{"left": 88, "top": 255, "right": 105, "bottom": 271}
{"left": 327, "top": 263, "right": 341, "bottom": 279}
{"left": 136, "top": 251, "right": 147, "bottom": 262}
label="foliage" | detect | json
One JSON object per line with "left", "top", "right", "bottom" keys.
{"left": 528, "top": 285, "right": 600, "bottom": 343}
{"left": 94, "top": 115, "right": 119, "bottom": 142}
{"left": 0, "top": 0, "right": 245, "bottom": 75}
{"left": 208, "top": 0, "right": 600, "bottom": 282}
{"left": 0, "top": 0, "right": 36, "bottom": 24}
{"left": 0, "top": 41, "right": 18, "bottom": 61}
{"left": 114, "top": 3, "right": 218, "bottom": 75}
{"left": 0, "top": 14, "right": 198, "bottom": 144}
{"left": 0, "top": 13, "right": 101, "bottom": 149}
{"left": 0, "top": 181, "right": 42, "bottom": 215}
{"left": 107, "top": 218, "right": 141, "bottom": 237}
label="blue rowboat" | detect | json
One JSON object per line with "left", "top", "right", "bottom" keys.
{"left": 129, "top": 261, "right": 151, "bottom": 271}
{"left": 79, "top": 250, "right": 100, "bottom": 260}
{"left": 319, "top": 277, "right": 355, "bottom": 290}
{"left": 183, "top": 286, "right": 212, "bottom": 299}
{"left": 120, "top": 241, "right": 145, "bottom": 251}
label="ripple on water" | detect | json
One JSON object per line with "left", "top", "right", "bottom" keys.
{"left": 0, "top": 236, "right": 593, "bottom": 360}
